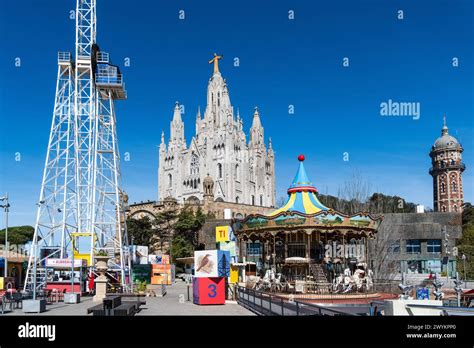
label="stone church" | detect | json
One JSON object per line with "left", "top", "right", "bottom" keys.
{"left": 158, "top": 54, "right": 276, "bottom": 207}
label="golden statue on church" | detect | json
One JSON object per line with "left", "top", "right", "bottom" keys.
{"left": 208, "top": 53, "right": 223, "bottom": 74}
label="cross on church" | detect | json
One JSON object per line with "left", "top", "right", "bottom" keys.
{"left": 209, "top": 53, "right": 223, "bottom": 74}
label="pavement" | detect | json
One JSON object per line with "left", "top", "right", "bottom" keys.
{"left": 4, "top": 281, "right": 254, "bottom": 316}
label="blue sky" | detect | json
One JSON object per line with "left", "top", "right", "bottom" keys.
{"left": 0, "top": 0, "right": 472, "bottom": 226}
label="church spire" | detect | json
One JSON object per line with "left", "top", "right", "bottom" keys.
{"left": 170, "top": 101, "right": 185, "bottom": 147}
{"left": 250, "top": 106, "right": 264, "bottom": 147}
{"left": 442, "top": 114, "right": 448, "bottom": 135}
{"left": 173, "top": 101, "right": 182, "bottom": 122}
{"left": 251, "top": 106, "right": 262, "bottom": 128}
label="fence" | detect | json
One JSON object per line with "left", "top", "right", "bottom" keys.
{"left": 236, "top": 286, "right": 358, "bottom": 316}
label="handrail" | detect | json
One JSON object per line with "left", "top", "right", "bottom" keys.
{"left": 95, "top": 73, "right": 123, "bottom": 86}
{"left": 236, "top": 285, "right": 358, "bottom": 316}
{"left": 405, "top": 303, "right": 474, "bottom": 311}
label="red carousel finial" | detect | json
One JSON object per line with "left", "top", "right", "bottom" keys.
{"left": 298, "top": 154, "right": 305, "bottom": 162}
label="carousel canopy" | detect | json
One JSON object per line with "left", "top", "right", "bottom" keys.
{"left": 270, "top": 154, "right": 329, "bottom": 216}
{"left": 234, "top": 155, "right": 383, "bottom": 236}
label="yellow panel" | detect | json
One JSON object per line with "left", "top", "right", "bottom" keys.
{"left": 302, "top": 191, "right": 321, "bottom": 214}
{"left": 229, "top": 266, "right": 239, "bottom": 283}
{"left": 215, "top": 226, "right": 229, "bottom": 242}
{"left": 269, "top": 193, "right": 296, "bottom": 216}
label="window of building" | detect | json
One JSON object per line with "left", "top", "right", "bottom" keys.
{"left": 218, "top": 163, "right": 222, "bottom": 179}
{"left": 442, "top": 206, "right": 447, "bottom": 212}
{"left": 427, "top": 239, "right": 441, "bottom": 253}
{"left": 454, "top": 205, "right": 458, "bottom": 212}
{"left": 452, "top": 181, "right": 457, "bottom": 192}
{"left": 260, "top": 195, "right": 263, "bottom": 206}
{"left": 407, "top": 260, "right": 422, "bottom": 274}
{"left": 388, "top": 240, "right": 400, "bottom": 253}
{"left": 236, "top": 196, "right": 239, "bottom": 203}
{"left": 441, "top": 182, "right": 445, "bottom": 193}
{"left": 168, "top": 174, "right": 172, "bottom": 187}
{"left": 251, "top": 195, "right": 255, "bottom": 205}
{"left": 247, "top": 242, "right": 261, "bottom": 256}
{"left": 190, "top": 153, "right": 199, "bottom": 175}
{"left": 406, "top": 239, "right": 421, "bottom": 254}
{"left": 235, "top": 164, "right": 240, "bottom": 181}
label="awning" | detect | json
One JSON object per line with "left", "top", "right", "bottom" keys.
{"left": 175, "top": 257, "right": 194, "bottom": 265}
{"left": 284, "top": 257, "right": 310, "bottom": 264}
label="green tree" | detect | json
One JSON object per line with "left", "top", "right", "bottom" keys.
{"left": 173, "top": 207, "right": 206, "bottom": 249}
{"left": 126, "top": 216, "right": 156, "bottom": 250}
{"left": 155, "top": 207, "right": 178, "bottom": 252}
{"left": 457, "top": 203, "right": 474, "bottom": 280}
{"left": 170, "top": 234, "right": 193, "bottom": 260}
{"left": 0, "top": 225, "right": 34, "bottom": 245}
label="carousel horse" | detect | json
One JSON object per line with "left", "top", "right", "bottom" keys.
{"left": 333, "top": 265, "right": 374, "bottom": 293}
{"left": 256, "top": 269, "right": 276, "bottom": 291}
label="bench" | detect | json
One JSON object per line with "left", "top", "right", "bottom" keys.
{"left": 112, "top": 303, "right": 136, "bottom": 316}
{"left": 88, "top": 295, "right": 145, "bottom": 316}
{"left": 87, "top": 304, "right": 106, "bottom": 316}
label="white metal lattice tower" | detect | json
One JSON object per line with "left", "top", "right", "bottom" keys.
{"left": 25, "top": 0, "right": 131, "bottom": 292}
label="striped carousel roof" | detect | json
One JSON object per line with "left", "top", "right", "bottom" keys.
{"left": 269, "top": 155, "right": 329, "bottom": 216}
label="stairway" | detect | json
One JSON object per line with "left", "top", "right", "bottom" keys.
{"left": 309, "top": 263, "right": 329, "bottom": 283}
{"left": 25, "top": 267, "right": 47, "bottom": 292}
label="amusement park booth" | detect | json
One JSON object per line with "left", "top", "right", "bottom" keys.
{"left": 45, "top": 258, "right": 88, "bottom": 294}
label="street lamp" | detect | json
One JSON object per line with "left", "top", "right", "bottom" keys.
{"left": 0, "top": 193, "right": 10, "bottom": 278}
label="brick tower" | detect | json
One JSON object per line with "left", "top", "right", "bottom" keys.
{"left": 429, "top": 117, "right": 465, "bottom": 212}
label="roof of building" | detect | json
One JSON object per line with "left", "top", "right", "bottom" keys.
{"left": 269, "top": 155, "right": 329, "bottom": 216}
{"left": 433, "top": 117, "right": 462, "bottom": 150}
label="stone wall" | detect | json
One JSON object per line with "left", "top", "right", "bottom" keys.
{"left": 127, "top": 198, "right": 273, "bottom": 220}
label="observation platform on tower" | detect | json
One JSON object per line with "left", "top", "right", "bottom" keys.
{"left": 95, "top": 51, "right": 127, "bottom": 100}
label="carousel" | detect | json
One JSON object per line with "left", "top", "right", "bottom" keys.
{"left": 232, "top": 155, "right": 384, "bottom": 295}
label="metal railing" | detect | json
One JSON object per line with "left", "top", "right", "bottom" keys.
{"left": 96, "top": 52, "right": 110, "bottom": 63}
{"left": 95, "top": 73, "right": 123, "bottom": 86}
{"left": 236, "top": 286, "right": 358, "bottom": 316}
{"left": 58, "top": 52, "right": 71, "bottom": 62}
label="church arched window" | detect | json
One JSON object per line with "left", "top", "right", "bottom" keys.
{"left": 251, "top": 195, "right": 255, "bottom": 205}
{"left": 218, "top": 163, "right": 223, "bottom": 179}
{"left": 452, "top": 181, "right": 457, "bottom": 192}
{"left": 441, "top": 182, "right": 445, "bottom": 193}
{"left": 260, "top": 195, "right": 263, "bottom": 206}
{"left": 235, "top": 164, "right": 240, "bottom": 181}
{"left": 168, "top": 174, "right": 172, "bottom": 188}
{"left": 236, "top": 196, "right": 239, "bottom": 203}
{"left": 190, "top": 153, "right": 199, "bottom": 175}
